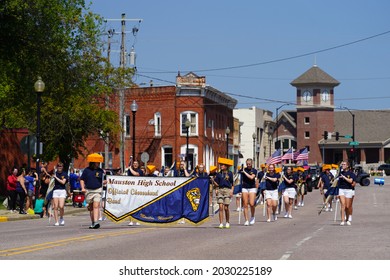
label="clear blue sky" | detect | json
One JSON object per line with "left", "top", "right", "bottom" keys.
{"left": 89, "top": 0, "right": 390, "bottom": 114}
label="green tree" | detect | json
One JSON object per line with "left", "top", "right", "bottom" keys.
{"left": 0, "top": 0, "right": 133, "bottom": 168}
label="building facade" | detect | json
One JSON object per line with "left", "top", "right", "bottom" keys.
{"left": 233, "top": 107, "right": 274, "bottom": 168}
{"left": 75, "top": 72, "right": 237, "bottom": 173}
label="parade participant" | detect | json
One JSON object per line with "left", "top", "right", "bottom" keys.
{"left": 6, "top": 167, "right": 18, "bottom": 213}
{"left": 127, "top": 159, "right": 144, "bottom": 176}
{"left": 317, "top": 165, "right": 334, "bottom": 211}
{"left": 39, "top": 162, "right": 52, "bottom": 197}
{"left": 296, "top": 167, "right": 306, "bottom": 207}
{"left": 16, "top": 168, "right": 27, "bottom": 214}
{"left": 338, "top": 161, "right": 356, "bottom": 226}
{"left": 233, "top": 166, "right": 242, "bottom": 212}
{"left": 208, "top": 165, "right": 218, "bottom": 207}
{"left": 51, "top": 162, "right": 69, "bottom": 226}
{"left": 178, "top": 160, "right": 190, "bottom": 177}
{"left": 264, "top": 164, "right": 280, "bottom": 222}
{"left": 213, "top": 158, "right": 234, "bottom": 228}
{"left": 126, "top": 158, "right": 143, "bottom": 225}
{"left": 80, "top": 153, "right": 105, "bottom": 229}
{"left": 282, "top": 166, "right": 297, "bottom": 219}
{"left": 241, "top": 158, "right": 257, "bottom": 226}
{"left": 195, "top": 163, "right": 208, "bottom": 178}
{"left": 256, "top": 164, "right": 266, "bottom": 205}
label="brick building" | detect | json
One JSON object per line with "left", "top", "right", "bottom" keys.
{"left": 275, "top": 65, "right": 390, "bottom": 167}
{"left": 75, "top": 72, "right": 237, "bottom": 173}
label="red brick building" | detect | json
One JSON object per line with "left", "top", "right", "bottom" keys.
{"left": 75, "top": 72, "right": 237, "bottom": 173}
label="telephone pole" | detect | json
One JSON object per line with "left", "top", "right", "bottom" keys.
{"left": 104, "top": 14, "right": 143, "bottom": 172}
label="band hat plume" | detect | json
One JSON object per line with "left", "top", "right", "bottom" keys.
{"left": 87, "top": 153, "right": 104, "bottom": 163}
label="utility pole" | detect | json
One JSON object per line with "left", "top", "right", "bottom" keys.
{"left": 104, "top": 28, "right": 114, "bottom": 169}
{"left": 104, "top": 14, "right": 143, "bottom": 172}
{"left": 119, "top": 13, "right": 126, "bottom": 172}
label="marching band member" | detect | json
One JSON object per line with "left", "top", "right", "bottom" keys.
{"left": 80, "top": 154, "right": 105, "bottom": 229}
{"left": 338, "top": 161, "right": 356, "bottom": 226}
{"left": 296, "top": 167, "right": 306, "bottom": 207}
{"left": 317, "top": 165, "right": 334, "bottom": 211}
{"left": 282, "top": 166, "right": 297, "bottom": 219}
{"left": 241, "top": 159, "right": 258, "bottom": 226}
{"left": 213, "top": 159, "right": 234, "bottom": 229}
{"left": 264, "top": 164, "right": 281, "bottom": 222}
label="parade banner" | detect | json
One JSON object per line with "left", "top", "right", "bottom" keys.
{"left": 103, "top": 176, "right": 209, "bottom": 225}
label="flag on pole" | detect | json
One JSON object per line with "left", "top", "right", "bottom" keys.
{"left": 296, "top": 147, "right": 309, "bottom": 161}
{"left": 266, "top": 149, "right": 282, "bottom": 165}
{"left": 281, "top": 148, "right": 294, "bottom": 161}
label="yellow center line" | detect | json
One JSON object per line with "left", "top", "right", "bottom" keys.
{"left": 0, "top": 228, "right": 156, "bottom": 257}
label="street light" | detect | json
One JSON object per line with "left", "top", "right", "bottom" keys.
{"left": 252, "top": 132, "right": 256, "bottom": 167}
{"left": 343, "top": 107, "right": 356, "bottom": 166}
{"left": 185, "top": 119, "right": 191, "bottom": 169}
{"left": 225, "top": 126, "right": 230, "bottom": 158}
{"left": 34, "top": 76, "right": 45, "bottom": 204}
{"left": 130, "top": 100, "right": 138, "bottom": 159}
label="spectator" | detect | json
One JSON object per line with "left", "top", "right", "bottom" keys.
{"left": 24, "top": 169, "right": 38, "bottom": 213}
{"left": 6, "top": 167, "right": 18, "bottom": 213}
{"left": 16, "top": 168, "right": 28, "bottom": 214}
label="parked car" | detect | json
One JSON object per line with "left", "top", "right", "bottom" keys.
{"left": 353, "top": 165, "right": 371, "bottom": 186}
{"left": 377, "top": 164, "right": 390, "bottom": 176}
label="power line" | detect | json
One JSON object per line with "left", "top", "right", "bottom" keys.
{"left": 138, "top": 29, "right": 390, "bottom": 74}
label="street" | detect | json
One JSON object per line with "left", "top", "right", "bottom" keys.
{"left": 1, "top": 178, "right": 389, "bottom": 260}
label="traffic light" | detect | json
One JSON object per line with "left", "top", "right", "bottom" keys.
{"left": 335, "top": 132, "right": 340, "bottom": 141}
{"left": 324, "top": 131, "right": 328, "bottom": 140}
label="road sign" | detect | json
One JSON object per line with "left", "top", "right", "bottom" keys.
{"left": 349, "top": 141, "right": 359, "bottom": 146}
{"left": 344, "top": 135, "right": 352, "bottom": 139}
{"left": 141, "top": 152, "right": 149, "bottom": 163}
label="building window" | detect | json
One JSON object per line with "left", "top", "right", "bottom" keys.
{"left": 162, "top": 146, "right": 173, "bottom": 168}
{"left": 154, "top": 112, "right": 161, "bottom": 137}
{"left": 124, "top": 115, "right": 130, "bottom": 137}
{"left": 181, "top": 111, "right": 198, "bottom": 136}
{"left": 181, "top": 144, "right": 198, "bottom": 171}
{"left": 305, "top": 131, "right": 310, "bottom": 139}
{"left": 304, "top": 117, "right": 310, "bottom": 124}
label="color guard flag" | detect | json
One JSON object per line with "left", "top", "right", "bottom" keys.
{"left": 266, "top": 149, "right": 282, "bottom": 165}
{"left": 281, "top": 148, "right": 294, "bottom": 161}
{"left": 103, "top": 176, "right": 209, "bottom": 225}
{"left": 296, "top": 147, "right": 309, "bottom": 161}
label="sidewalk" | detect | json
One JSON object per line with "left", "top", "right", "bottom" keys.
{"left": 0, "top": 203, "right": 86, "bottom": 222}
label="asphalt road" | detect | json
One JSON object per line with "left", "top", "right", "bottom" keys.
{"left": 1, "top": 178, "right": 389, "bottom": 260}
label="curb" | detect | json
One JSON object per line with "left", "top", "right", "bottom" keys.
{"left": 0, "top": 205, "right": 86, "bottom": 222}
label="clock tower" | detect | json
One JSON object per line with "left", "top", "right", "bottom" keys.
{"left": 290, "top": 65, "right": 340, "bottom": 164}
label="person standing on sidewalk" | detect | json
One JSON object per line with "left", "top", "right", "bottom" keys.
{"left": 52, "top": 162, "right": 69, "bottom": 226}
{"left": 80, "top": 153, "right": 105, "bottom": 229}
{"left": 6, "top": 167, "right": 18, "bottom": 213}
{"left": 16, "top": 168, "right": 28, "bottom": 214}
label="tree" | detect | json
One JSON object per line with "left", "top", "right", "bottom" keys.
{"left": 0, "top": 0, "right": 133, "bottom": 168}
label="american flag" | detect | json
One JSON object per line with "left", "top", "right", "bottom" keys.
{"left": 295, "top": 147, "right": 309, "bottom": 161}
{"left": 281, "top": 148, "right": 294, "bottom": 160}
{"left": 266, "top": 149, "right": 282, "bottom": 165}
